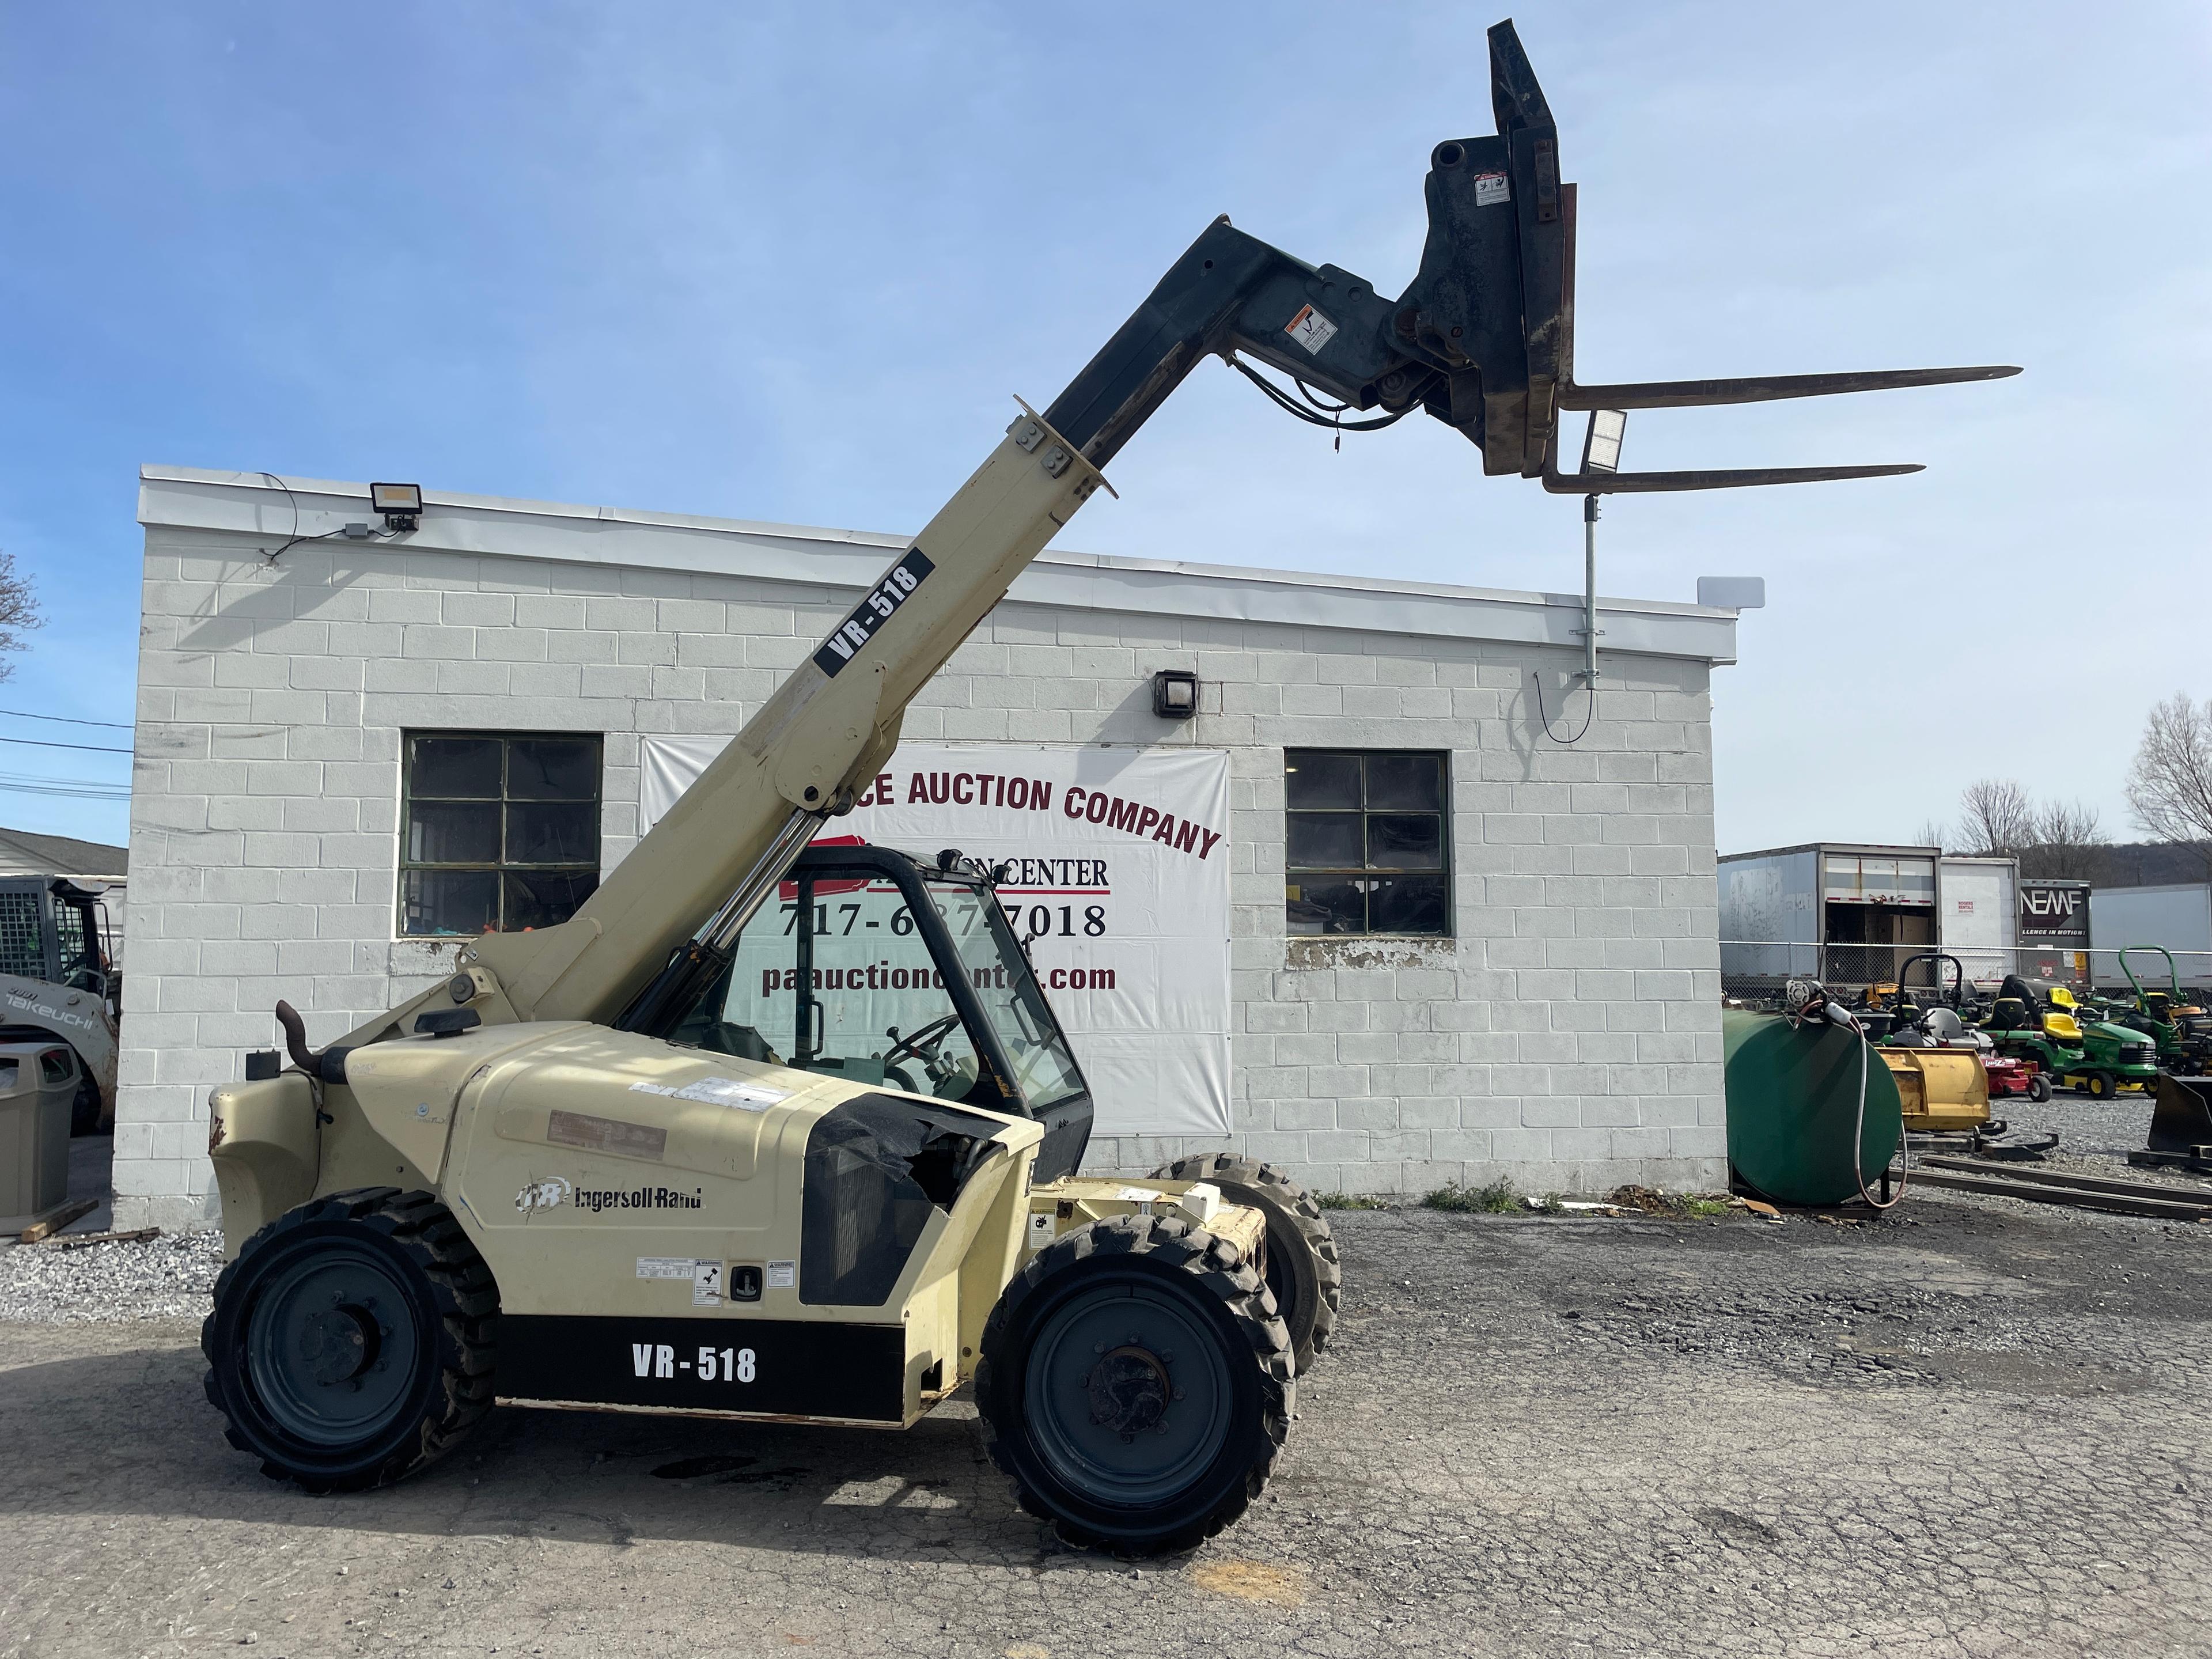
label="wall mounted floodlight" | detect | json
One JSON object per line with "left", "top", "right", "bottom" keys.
{"left": 370, "top": 482, "right": 423, "bottom": 532}
{"left": 1152, "top": 669, "right": 1199, "bottom": 719}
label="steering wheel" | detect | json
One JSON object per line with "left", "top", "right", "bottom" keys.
{"left": 884, "top": 1013, "right": 962, "bottom": 1069}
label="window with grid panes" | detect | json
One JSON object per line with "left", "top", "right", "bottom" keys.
{"left": 1283, "top": 750, "right": 1450, "bottom": 935}
{"left": 0, "top": 887, "right": 44, "bottom": 978}
{"left": 399, "top": 733, "right": 603, "bottom": 936}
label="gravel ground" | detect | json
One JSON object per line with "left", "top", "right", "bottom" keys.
{"left": 2005, "top": 1084, "right": 2174, "bottom": 1161}
{"left": 1906, "top": 1085, "right": 2212, "bottom": 1214}
{"left": 0, "top": 1230, "right": 224, "bottom": 1323}
{"left": 3, "top": 1189, "right": 2209, "bottom": 1658}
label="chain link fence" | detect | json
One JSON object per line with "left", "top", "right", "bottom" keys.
{"left": 1720, "top": 942, "right": 2212, "bottom": 1009}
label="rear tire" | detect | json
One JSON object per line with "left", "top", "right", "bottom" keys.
{"left": 1149, "top": 1153, "right": 1341, "bottom": 1374}
{"left": 976, "top": 1214, "right": 1293, "bottom": 1555}
{"left": 2085, "top": 1071, "right": 2115, "bottom": 1100}
{"left": 202, "top": 1188, "right": 498, "bottom": 1491}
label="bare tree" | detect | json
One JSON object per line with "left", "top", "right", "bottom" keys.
{"left": 0, "top": 550, "right": 39, "bottom": 683}
{"left": 1956, "top": 778, "right": 2035, "bottom": 857}
{"left": 2021, "top": 798, "right": 2106, "bottom": 881}
{"left": 2126, "top": 694, "right": 2212, "bottom": 872}
{"left": 1911, "top": 819, "right": 1949, "bottom": 853}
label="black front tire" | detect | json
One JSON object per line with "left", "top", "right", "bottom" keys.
{"left": 2026, "top": 1074, "right": 2052, "bottom": 1104}
{"left": 202, "top": 1188, "right": 498, "bottom": 1491}
{"left": 1149, "top": 1153, "right": 1342, "bottom": 1374}
{"left": 976, "top": 1215, "right": 1293, "bottom": 1555}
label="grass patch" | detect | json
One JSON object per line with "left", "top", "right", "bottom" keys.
{"left": 1422, "top": 1176, "right": 1521, "bottom": 1214}
{"left": 1608, "top": 1184, "right": 1737, "bottom": 1219}
{"left": 1315, "top": 1192, "right": 1389, "bottom": 1211}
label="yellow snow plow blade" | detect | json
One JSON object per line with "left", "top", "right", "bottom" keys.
{"left": 1880, "top": 1048, "right": 1990, "bottom": 1134}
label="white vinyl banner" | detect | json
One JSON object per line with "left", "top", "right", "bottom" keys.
{"left": 637, "top": 740, "right": 1233, "bottom": 1137}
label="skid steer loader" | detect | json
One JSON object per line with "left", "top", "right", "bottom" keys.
{"left": 196, "top": 21, "right": 2013, "bottom": 1552}
{"left": 0, "top": 876, "right": 120, "bottom": 1134}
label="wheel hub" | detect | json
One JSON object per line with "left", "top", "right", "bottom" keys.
{"left": 297, "top": 1304, "right": 380, "bottom": 1386}
{"left": 1022, "top": 1271, "right": 1232, "bottom": 1506}
{"left": 244, "top": 1244, "right": 421, "bottom": 1441}
{"left": 1086, "top": 1343, "right": 1171, "bottom": 1436}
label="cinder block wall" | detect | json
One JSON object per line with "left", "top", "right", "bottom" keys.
{"left": 122, "top": 529, "right": 1723, "bottom": 1229}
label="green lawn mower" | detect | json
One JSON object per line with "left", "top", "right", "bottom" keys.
{"left": 1978, "top": 975, "right": 2161, "bottom": 1101}
{"left": 2111, "top": 946, "right": 2212, "bottom": 1075}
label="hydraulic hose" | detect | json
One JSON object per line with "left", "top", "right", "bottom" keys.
{"left": 1827, "top": 999, "right": 1907, "bottom": 1213}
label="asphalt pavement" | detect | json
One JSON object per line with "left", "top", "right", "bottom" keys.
{"left": 3, "top": 1195, "right": 2209, "bottom": 1658}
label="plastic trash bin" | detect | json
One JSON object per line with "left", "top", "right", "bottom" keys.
{"left": 0, "top": 1040, "right": 79, "bottom": 1224}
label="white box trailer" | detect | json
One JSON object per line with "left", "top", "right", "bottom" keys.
{"left": 2090, "top": 882, "right": 2212, "bottom": 987}
{"left": 1720, "top": 843, "right": 1944, "bottom": 993}
{"left": 1721, "top": 844, "right": 2024, "bottom": 997}
{"left": 1938, "top": 856, "right": 2016, "bottom": 985}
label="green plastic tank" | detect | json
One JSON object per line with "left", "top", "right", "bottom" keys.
{"left": 1722, "top": 1009, "right": 1902, "bottom": 1206}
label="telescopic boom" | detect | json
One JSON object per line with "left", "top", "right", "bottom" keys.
{"left": 434, "top": 20, "right": 2014, "bottom": 1042}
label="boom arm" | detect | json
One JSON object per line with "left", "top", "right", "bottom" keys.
{"left": 434, "top": 20, "right": 2015, "bottom": 1043}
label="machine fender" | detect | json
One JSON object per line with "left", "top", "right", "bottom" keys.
{"left": 206, "top": 1073, "right": 321, "bottom": 1256}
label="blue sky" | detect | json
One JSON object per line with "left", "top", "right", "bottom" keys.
{"left": 1, "top": 1, "right": 2206, "bottom": 854}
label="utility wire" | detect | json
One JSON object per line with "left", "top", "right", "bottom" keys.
{"left": 254, "top": 470, "right": 402, "bottom": 562}
{"left": 0, "top": 709, "right": 132, "bottom": 730}
{"left": 256, "top": 470, "right": 313, "bottom": 562}
{"left": 0, "top": 769, "right": 124, "bottom": 788}
{"left": 0, "top": 773, "right": 130, "bottom": 800}
{"left": 0, "top": 733, "right": 133, "bottom": 754}
{"left": 1533, "top": 670, "right": 1595, "bottom": 745}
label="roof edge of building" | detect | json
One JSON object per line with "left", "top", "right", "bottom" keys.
{"left": 138, "top": 464, "right": 1740, "bottom": 666}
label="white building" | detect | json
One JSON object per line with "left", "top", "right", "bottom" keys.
{"left": 121, "top": 465, "right": 1738, "bottom": 1230}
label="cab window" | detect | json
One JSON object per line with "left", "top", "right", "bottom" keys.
{"left": 677, "top": 868, "right": 990, "bottom": 1104}
{"left": 921, "top": 877, "right": 1086, "bottom": 1113}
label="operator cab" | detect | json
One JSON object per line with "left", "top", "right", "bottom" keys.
{"left": 50, "top": 880, "right": 115, "bottom": 994}
{"left": 0, "top": 877, "right": 116, "bottom": 996}
{"left": 664, "top": 842, "right": 1095, "bottom": 1180}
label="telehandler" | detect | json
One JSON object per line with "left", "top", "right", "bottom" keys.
{"left": 198, "top": 21, "right": 2012, "bottom": 1551}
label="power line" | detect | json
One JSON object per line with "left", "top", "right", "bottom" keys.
{"left": 0, "top": 733, "right": 132, "bottom": 755}
{"left": 0, "top": 768, "right": 128, "bottom": 789}
{"left": 0, "top": 777, "right": 130, "bottom": 800}
{"left": 0, "top": 708, "right": 132, "bottom": 730}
